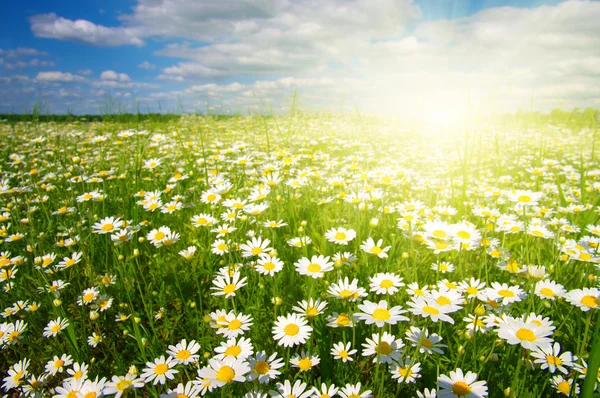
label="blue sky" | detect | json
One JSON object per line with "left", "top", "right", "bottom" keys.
{"left": 0, "top": 0, "right": 597, "bottom": 115}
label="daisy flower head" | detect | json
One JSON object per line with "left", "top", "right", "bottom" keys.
{"left": 391, "top": 357, "right": 421, "bottom": 384}
{"left": 331, "top": 341, "right": 357, "bottom": 362}
{"left": 92, "top": 216, "right": 123, "bottom": 234}
{"left": 327, "top": 277, "right": 367, "bottom": 302}
{"left": 88, "top": 332, "right": 103, "bottom": 347}
{"left": 338, "top": 382, "right": 372, "bottom": 398}
{"left": 325, "top": 227, "right": 356, "bottom": 245}
{"left": 406, "top": 326, "right": 447, "bottom": 354}
{"left": 43, "top": 317, "right": 69, "bottom": 338}
{"left": 437, "top": 368, "right": 488, "bottom": 398}
{"left": 104, "top": 374, "right": 144, "bottom": 397}
{"left": 140, "top": 356, "right": 178, "bottom": 385}
{"left": 216, "top": 311, "right": 254, "bottom": 339}
{"left": 167, "top": 339, "right": 201, "bottom": 365}
{"left": 290, "top": 351, "right": 320, "bottom": 372}
{"left": 159, "top": 381, "right": 200, "bottom": 398}
{"left": 191, "top": 213, "right": 218, "bottom": 228}
{"left": 356, "top": 300, "right": 409, "bottom": 327}
{"left": 496, "top": 316, "right": 553, "bottom": 350}
{"left": 272, "top": 313, "right": 313, "bottom": 347}
{"left": 551, "top": 375, "right": 579, "bottom": 396}
{"left": 211, "top": 270, "right": 247, "bottom": 298}
{"left": 255, "top": 254, "right": 284, "bottom": 276}
{"left": 247, "top": 351, "right": 284, "bottom": 384}
{"left": 534, "top": 280, "right": 565, "bottom": 301}
{"left": 565, "top": 287, "right": 599, "bottom": 311}
{"left": 269, "top": 380, "right": 312, "bottom": 398}
{"left": 368, "top": 272, "right": 404, "bottom": 295}
{"left": 292, "top": 298, "right": 327, "bottom": 318}
{"left": 295, "top": 255, "right": 334, "bottom": 279}
{"left": 530, "top": 342, "right": 574, "bottom": 375}
{"left": 214, "top": 336, "right": 254, "bottom": 361}
{"left": 360, "top": 237, "right": 391, "bottom": 258}
{"left": 45, "top": 354, "right": 73, "bottom": 376}
{"left": 407, "top": 297, "right": 456, "bottom": 324}
{"left": 487, "top": 282, "right": 526, "bottom": 306}
{"left": 361, "top": 331, "right": 404, "bottom": 364}
{"left": 326, "top": 312, "right": 357, "bottom": 328}
{"left": 311, "top": 383, "right": 339, "bottom": 398}
{"left": 179, "top": 246, "right": 197, "bottom": 260}
{"left": 197, "top": 357, "right": 250, "bottom": 388}
{"left": 240, "top": 236, "right": 273, "bottom": 257}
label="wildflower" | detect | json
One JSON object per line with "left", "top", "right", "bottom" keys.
{"left": 405, "top": 326, "right": 447, "bottom": 354}
{"left": 140, "top": 356, "right": 178, "bottom": 385}
{"left": 272, "top": 313, "right": 312, "bottom": 347}
{"left": 214, "top": 336, "right": 254, "bottom": 361}
{"left": 437, "top": 368, "right": 488, "bottom": 397}
{"left": 338, "top": 382, "right": 372, "bottom": 398}
{"left": 325, "top": 227, "right": 356, "bottom": 245}
{"left": 92, "top": 216, "right": 123, "bottom": 234}
{"left": 197, "top": 357, "right": 250, "bottom": 388}
{"left": 496, "top": 316, "right": 553, "bottom": 350}
{"left": 391, "top": 357, "right": 421, "bottom": 384}
{"left": 269, "top": 380, "right": 312, "bottom": 398}
{"left": 43, "top": 317, "right": 69, "bottom": 338}
{"left": 167, "top": 339, "right": 201, "bottom": 365}
{"left": 331, "top": 341, "right": 357, "bottom": 362}
{"left": 360, "top": 237, "right": 391, "bottom": 258}
{"left": 295, "top": 255, "right": 334, "bottom": 279}
{"left": 45, "top": 354, "right": 73, "bottom": 376}
{"left": 290, "top": 351, "right": 320, "bottom": 372}
{"left": 247, "top": 351, "right": 284, "bottom": 384}
{"left": 361, "top": 331, "right": 404, "bottom": 364}
{"left": 104, "top": 374, "right": 144, "bottom": 397}
{"left": 368, "top": 272, "right": 404, "bottom": 295}
{"left": 211, "top": 270, "right": 247, "bottom": 298}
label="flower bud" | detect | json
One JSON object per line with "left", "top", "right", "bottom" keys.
{"left": 53, "top": 299, "right": 62, "bottom": 307}
{"left": 128, "top": 365, "right": 138, "bottom": 375}
{"left": 90, "top": 311, "right": 99, "bottom": 321}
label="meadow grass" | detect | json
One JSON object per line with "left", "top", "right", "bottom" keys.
{"left": 0, "top": 111, "right": 599, "bottom": 398}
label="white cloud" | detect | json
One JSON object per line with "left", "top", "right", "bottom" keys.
{"left": 100, "top": 70, "right": 131, "bottom": 82}
{"left": 29, "top": 13, "right": 144, "bottom": 47}
{"left": 138, "top": 61, "right": 156, "bottom": 70}
{"left": 21, "top": 0, "right": 600, "bottom": 114}
{"left": 36, "top": 71, "right": 87, "bottom": 83}
{"left": 0, "top": 47, "right": 49, "bottom": 58}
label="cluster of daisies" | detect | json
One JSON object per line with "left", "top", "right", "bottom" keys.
{"left": 1, "top": 116, "right": 600, "bottom": 397}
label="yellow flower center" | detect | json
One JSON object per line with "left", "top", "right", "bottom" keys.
{"left": 84, "top": 393, "right": 97, "bottom": 398}
{"left": 102, "top": 223, "right": 114, "bottom": 232}
{"left": 380, "top": 279, "right": 393, "bottom": 289}
{"left": 372, "top": 308, "right": 390, "bottom": 321}
{"left": 432, "top": 230, "right": 446, "bottom": 239}
{"left": 223, "top": 284, "right": 236, "bottom": 294}
{"left": 307, "top": 263, "right": 321, "bottom": 273}
{"left": 516, "top": 328, "right": 536, "bottom": 342}
{"left": 423, "top": 306, "right": 439, "bottom": 315}
{"left": 546, "top": 355, "right": 562, "bottom": 366}
{"left": 398, "top": 366, "right": 412, "bottom": 378}
{"left": 116, "top": 379, "right": 132, "bottom": 391}
{"left": 377, "top": 341, "right": 392, "bottom": 355}
{"left": 335, "top": 232, "right": 347, "bottom": 241}
{"left": 466, "top": 287, "right": 478, "bottom": 295}
{"left": 225, "top": 345, "right": 241, "bottom": 357}
{"left": 254, "top": 360, "right": 270, "bottom": 374}
{"left": 539, "top": 288, "right": 554, "bottom": 297}
{"left": 216, "top": 366, "right": 235, "bottom": 383}
{"left": 176, "top": 350, "right": 191, "bottom": 360}
{"left": 51, "top": 324, "right": 62, "bottom": 333}
{"left": 370, "top": 246, "right": 383, "bottom": 255}
{"left": 154, "top": 363, "right": 168, "bottom": 375}
{"left": 518, "top": 195, "right": 531, "bottom": 203}
{"left": 581, "top": 295, "right": 599, "bottom": 308}
{"left": 217, "top": 243, "right": 228, "bottom": 251}
{"left": 557, "top": 381, "right": 570, "bottom": 395}
{"left": 421, "top": 337, "right": 433, "bottom": 348}
{"left": 298, "top": 357, "right": 312, "bottom": 371}
{"left": 498, "top": 289, "right": 515, "bottom": 298}
{"left": 251, "top": 247, "right": 263, "bottom": 255}
{"left": 284, "top": 324, "right": 300, "bottom": 336}
{"left": 306, "top": 307, "right": 319, "bottom": 316}
{"left": 229, "top": 319, "right": 242, "bottom": 330}
{"left": 73, "top": 370, "right": 83, "bottom": 379}
{"left": 153, "top": 231, "right": 165, "bottom": 240}
{"left": 55, "top": 359, "right": 64, "bottom": 368}
{"left": 339, "top": 350, "right": 349, "bottom": 358}
{"left": 336, "top": 314, "right": 351, "bottom": 326}
{"left": 451, "top": 381, "right": 472, "bottom": 396}
{"left": 436, "top": 296, "right": 451, "bottom": 306}
{"left": 457, "top": 231, "right": 470, "bottom": 239}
